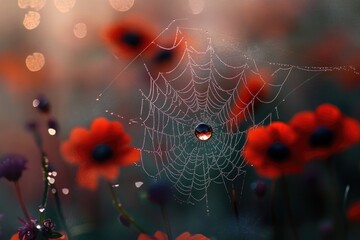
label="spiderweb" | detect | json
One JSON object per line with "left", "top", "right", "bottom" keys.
{"left": 96, "top": 20, "right": 357, "bottom": 205}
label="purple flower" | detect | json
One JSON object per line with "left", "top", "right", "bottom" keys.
{"left": 18, "top": 219, "right": 39, "bottom": 240}
{"left": 0, "top": 154, "right": 27, "bottom": 182}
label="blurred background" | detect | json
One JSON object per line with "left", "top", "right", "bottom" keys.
{"left": 1, "top": 0, "right": 360, "bottom": 239}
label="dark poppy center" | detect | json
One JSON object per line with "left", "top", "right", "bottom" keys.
{"left": 92, "top": 144, "right": 114, "bottom": 162}
{"left": 154, "top": 49, "right": 173, "bottom": 64}
{"left": 121, "top": 32, "right": 142, "bottom": 48}
{"left": 267, "top": 142, "right": 290, "bottom": 162}
{"left": 310, "top": 126, "right": 334, "bottom": 147}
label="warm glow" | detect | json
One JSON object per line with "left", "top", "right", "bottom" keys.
{"left": 25, "top": 52, "right": 45, "bottom": 72}
{"left": 194, "top": 123, "right": 213, "bottom": 141}
{"left": 109, "top": 0, "right": 135, "bottom": 12}
{"left": 73, "top": 22, "right": 87, "bottom": 38}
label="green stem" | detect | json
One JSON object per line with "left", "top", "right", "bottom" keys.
{"left": 40, "top": 152, "right": 50, "bottom": 223}
{"left": 270, "top": 179, "right": 280, "bottom": 240}
{"left": 14, "top": 181, "right": 31, "bottom": 222}
{"left": 107, "top": 183, "right": 146, "bottom": 233}
{"left": 52, "top": 186, "right": 72, "bottom": 240}
{"left": 160, "top": 206, "right": 173, "bottom": 240}
{"left": 280, "top": 175, "right": 299, "bottom": 240}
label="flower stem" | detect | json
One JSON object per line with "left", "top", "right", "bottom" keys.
{"left": 52, "top": 185, "right": 72, "bottom": 240}
{"left": 40, "top": 152, "right": 50, "bottom": 224}
{"left": 160, "top": 206, "right": 173, "bottom": 240}
{"left": 270, "top": 179, "right": 280, "bottom": 240}
{"left": 280, "top": 175, "right": 299, "bottom": 240}
{"left": 107, "top": 182, "right": 146, "bottom": 233}
{"left": 14, "top": 181, "right": 31, "bottom": 222}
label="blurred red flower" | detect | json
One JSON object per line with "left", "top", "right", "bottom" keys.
{"left": 61, "top": 118, "right": 140, "bottom": 190}
{"left": 243, "top": 122, "right": 305, "bottom": 178}
{"left": 347, "top": 201, "right": 360, "bottom": 224}
{"left": 147, "top": 35, "right": 186, "bottom": 73}
{"left": 290, "top": 103, "right": 360, "bottom": 160}
{"left": 10, "top": 232, "right": 68, "bottom": 240}
{"left": 228, "top": 68, "right": 270, "bottom": 131}
{"left": 102, "top": 16, "right": 157, "bottom": 59}
{"left": 137, "top": 231, "right": 209, "bottom": 240}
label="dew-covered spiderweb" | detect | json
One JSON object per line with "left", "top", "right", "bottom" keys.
{"left": 96, "top": 20, "right": 357, "bottom": 205}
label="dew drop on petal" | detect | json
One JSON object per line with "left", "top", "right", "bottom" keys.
{"left": 135, "top": 181, "right": 143, "bottom": 188}
{"left": 23, "top": 11, "right": 41, "bottom": 30}
{"left": 54, "top": 0, "right": 76, "bottom": 13}
{"left": 109, "top": 0, "right": 134, "bottom": 12}
{"left": 25, "top": 52, "right": 45, "bottom": 72}
{"left": 18, "top": 0, "right": 46, "bottom": 11}
{"left": 73, "top": 22, "right": 87, "bottom": 38}
{"left": 62, "top": 188, "right": 69, "bottom": 195}
{"left": 188, "top": 0, "right": 205, "bottom": 14}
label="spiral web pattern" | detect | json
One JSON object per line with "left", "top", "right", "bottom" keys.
{"left": 98, "top": 22, "right": 357, "bottom": 205}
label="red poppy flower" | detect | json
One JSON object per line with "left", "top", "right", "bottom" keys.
{"left": 61, "top": 118, "right": 140, "bottom": 190}
{"left": 347, "top": 201, "right": 360, "bottom": 224}
{"left": 228, "top": 68, "right": 270, "bottom": 131}
{"left": 137, "top": 231, "right": 209, "bottom": 240}
{"left": 147, "top": 35, "right": 187, "bottom": 74}
{"left": 102, "top": 16, "right": 157, "bottom": 59}
{"left": 290, "top": 103, "right": 360, "bottom": 160}
{"left": 243, "top": 122, "right": 305, "bottom": 178}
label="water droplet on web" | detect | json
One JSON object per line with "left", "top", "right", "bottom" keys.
{"left": 112, "top": 184, "right": 120, "bottom": 188}
{"left": 135, "top": 181, "right": 143, "bottom": 188}
{"left": 194, "top": 123, "right": 213, "bottom": 141}
{"left": 51, "top": 188, "right": 57, "bottom": 194}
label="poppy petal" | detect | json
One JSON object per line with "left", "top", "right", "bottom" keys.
{"left": 290, "top": 111, "right": 316, "bottom": 134}
{"left": 76, "top": 167, "right": 99, "bottom": 190}
{"left": 315, "top": 103, "right": 341, "bottom": 128}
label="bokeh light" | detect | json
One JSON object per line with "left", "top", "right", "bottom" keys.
{"left": 23, "top": 11, "right": 40, "bottom": 30}
{"left": 25, "top": 52, "right": 45, "bottom": 72}
{"left": 18, "top": 0, "right": 46, "bottom": 11}
{"left": 109, "top": 0, "right": 135, "bottom": 12}
{"left": 73, "top": 22, "right": 87, "bottom": 38}
{"left": 54, "top": 0, "right": 76, "bottom": 13}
